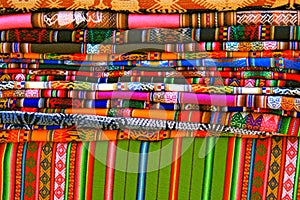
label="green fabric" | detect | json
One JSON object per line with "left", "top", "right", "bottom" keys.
{"left": 79, "top": 143, "right": 88, "bottom": 200}
{"left": 3, "top": 143, "right": 13, "bottom": 200}
{"left": 113, "top": 140, "right": 129, "bottom": 200}
{"left": 279, "top": 117, "right": 291, "bottom": 134}
{"left": 92, "top": 141, "right": 109, "bottom": 200}
{"left": 124, "top": 140, "right": 140, "bottom": 200}
{"left": 145, "top": 142, "right": 161, "bottom": 200}
{"left": 157, "top": 140, "right": 173, "bottom": 200}
{"left": 178, "top": 138, "right": 194, "bottom": 200}
{"left": 211, "top": 137, "right": 228, "bottom": 200}
{"left": 202, "top": 137, "right": 215, "bottom": 200}
{"left": 230, "top": 138, "right": 242, "bottom": 200}
{"left": 190, "top": 138, "right": 205, "bottom": 200}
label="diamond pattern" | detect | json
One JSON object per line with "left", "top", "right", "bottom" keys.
{"left": 42, "top": 143, "right": 52, "bottom": 155}
{"left": 254, "top": 160, "right": 265, "bottom": 173}
{"left": 55, "top": 174, "right": 64, "bottom": 185}
{"left": 40, "top": 173, "right": 50, "bottom": 184}
{"left": 40, "top": 187, "right": 50, "bottom": 198}
{"left": 26, "top": 156, "right": 36, "bottom": 169}
{"left": 25, "top": 185, "right": 34, "bottom": 197}
{"left": 54, "top": 187, "right": 64, "bottom": 199}
{"left": 57, "top": 145, "right": 66, "bottom": 157}
{"left": 286, "top": 163, "right": 295, "bottom": 176}
{"left": 286, "top": 146, "right": 297, "bottom": 159}
{"left": 25, "top": 171, "right": 36, "bottom": 183}
{"left": 253, "top": 176, "right": 263, "bottom": 188}
{"left": 270, "top": 161, "right": 280, "bottom": 174}
{"left": 28, "top": 142, "right": 38, "bottom": 153}
{"left": 272, "top": 145, "right": 281, "bottom": 158}
{"left": 283, "top": 179, "right": 294, "bottom": 192}
{"left": 251, "top": 191, "right": 262, "bottom": 200}
{"left": 56, "top": 160, "right": 65, "bottom": 171}
{"left": 256, "top": 143, "right": 267, "bottom": 157}
{"left": 41, "top": 158, "right": 51, "bottom": 170}
{"left": 268, "top": 177, "right": 278, "bottom": 190}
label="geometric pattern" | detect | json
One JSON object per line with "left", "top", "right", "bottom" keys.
{"left": 251, "top": 139, "right": 269, "bottom": 199}
{"left": 281, "top": 137, "right": 298, "bottom": 200}
{"left": 39, "top": 142, "right": 53, "bottom": 200}
{"left": 267, "top": 137, "right": 283, "bottom": 199}
{"left": 54, "top": 143, "right": 67, "bottom": 200}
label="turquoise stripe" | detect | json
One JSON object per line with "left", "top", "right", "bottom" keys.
{"left": 247, "top": 140, "right": 256, "bottom": 200}
{"left": 20, "top": 142, "right": 27, "bottom": 200}
{"left": 136, "top": 142, "right": 150, "bottom": 200}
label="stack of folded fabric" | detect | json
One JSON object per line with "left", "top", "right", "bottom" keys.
{"left": 0, "top": 1, "right": 300, "bottom": 199}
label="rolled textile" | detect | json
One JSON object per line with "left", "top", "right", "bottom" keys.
{"left": 0, "top": 93, "right": 299, "bottom": 111}
{"left": 17, "top": 107, "right": 300, "bottom": 118}
{"left": 0, "top": 0, "right": 296, "bottom": 12}
{"left": 0, "top": 111, "right": 297, "bottom": 135}
{"left": 2, "top": 73, "right": 300, "bottom": 87}
{"left": 3, "top": 51, "right": 300, "bottom": 62}
{"left": 1, "top": 86, "right": 300, "bottom": 98}
{"left": 0, "top": 63, "right": 294, "bottom": 74}
{"left": 1, "top": 70, "right": 300, "bottom": 80}
{"left": 2, "top": 57, "right": 300, "bottom": 70}
{"left": 1, "top": 41, "right": 300, "bottom": 54}
{"left": 0, "top": 129, "right": 275, "bottom": 143}
{"left": 2, "top": 26, "right": 300, "bottom": 43}
{"left": 0, "top": 11, "right": 300, "bottom": 30}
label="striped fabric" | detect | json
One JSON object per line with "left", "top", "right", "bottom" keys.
{"left": 0, "top": 0, "right": 300, "bottom": 197}
{"left": 0, "top": 137, "right": 299, "bottom": 199}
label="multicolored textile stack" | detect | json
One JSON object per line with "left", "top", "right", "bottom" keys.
{"left": 0, "top": 1, "right": 300, "bottom": 200}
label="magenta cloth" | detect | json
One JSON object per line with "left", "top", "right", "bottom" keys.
{"left": 0, "top": 13, "right": 32, "bottom": 29}
{"left": 97, "top": 91, "right": 150, "bottom": 101}
{"left": 181, "top": 93, "right": 235, "bottom": 106}
{"left": 128, "top": 14, "right": 180, "bottom": 29}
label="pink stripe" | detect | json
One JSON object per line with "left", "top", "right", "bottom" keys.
{"left": 98, "top": 91, "right": 149, "bottom": 101}
{"left": 74, "top": 143, "right": 82, "bottom": 199}
{"left": 128, "top": 14, "right": 180, "bottom": 29}
{"left": 169, "top": 137, "right": 182, "bottom": 200}
{"left": 35, "top": 143, "right": 43, "bottom": 200}
{"left": 0, "top": 13, "right": 32, "bottom": 29}
{"left": 181, "top": 93, "right": 235, "bottom": 106}
{"left": 9, "top": 144, "right": 17, "bottom": 200}
{"left": 104, "top": 141, "right": 117, "bottom": 200}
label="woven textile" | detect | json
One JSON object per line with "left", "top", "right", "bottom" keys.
{"left": 1, "top": 0, "right": 300, "bottom": 197}
{"left": 0, "top": 0, "right": 297, "bottom": 12}
{"left": 0, "top": 138, "right": 300, "bottom": 199}
{"left": 2, "top": 26, "right": 300, "bottom": 43}
{"left": 2, "top": 11, "right": 300, "bottom": 30}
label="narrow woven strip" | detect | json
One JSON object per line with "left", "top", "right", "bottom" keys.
{"left": 2, "top": 26, "right": 300, "bottom": 43}
{"left": 0, "top": 138, "right": 299, "bottom": 199}
{"left": 0, "top": 0, "right": 296, "bottom": 12}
